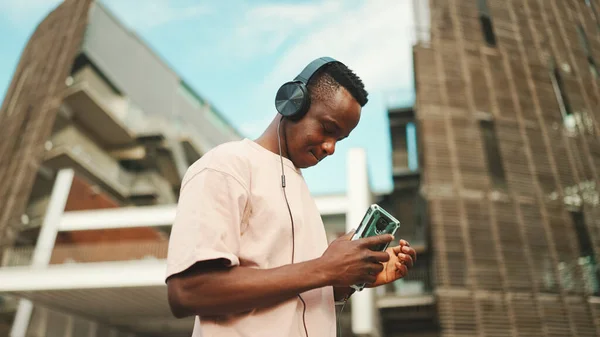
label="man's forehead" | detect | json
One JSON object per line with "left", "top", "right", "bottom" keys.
{"left": 318, "top": 97, "right": 360, "bottom": 134}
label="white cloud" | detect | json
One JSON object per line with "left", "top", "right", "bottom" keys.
{"left": 221, "top": 0, "right": 343, "bottom": 59}
{"left": 101, "top": 0, "right": 210, "bottom": 32}
{"left": 237, "top": 115, "right": 274, "bottom": 139}
{"left": 0, "top": 0, "right": 62, "bottom": 25}
{"left": 260, "top": 0, "right": 416, "bottom": 96}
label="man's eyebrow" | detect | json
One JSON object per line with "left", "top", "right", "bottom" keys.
{"left": 324, "top": 118, "right": 348, "bottom": 140}
{"left": 323, "top": 117, "right": 342, "bottom": 131}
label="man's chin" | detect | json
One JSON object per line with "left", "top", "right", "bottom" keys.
{"left": 297, "top": 162, "right": 315, "bottom": 169}
{"left": 296, "top": 159, "right": 318, "bottom": 169}
{"left": 290, "top": 153, "right": 321, "bottom": 169}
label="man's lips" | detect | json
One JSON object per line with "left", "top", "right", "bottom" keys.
{"left": 310, "top": 151, "right": 320, "bottom": 162}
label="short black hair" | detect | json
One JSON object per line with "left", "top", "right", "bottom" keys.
{"left": 307, "top": 61, "right": 368, "bottom": 107}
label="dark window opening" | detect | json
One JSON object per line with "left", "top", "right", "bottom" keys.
{"left": 479, "top": 120, "right": 507, "bottom": 190}
{"left": 391, "top": 126, "right": 409, "bottom": 169}
{"left": 577, "top": 24, "right": 599, "bottom": 78}
{"left": 549, "top": 60, "right": 574, "bottom": 118}
{"left": 478, "top": 0, "right": 497, "bottom": 46}
{"left": 571, "top": 212, "right": 593, "bottom": 256}
{"left": 589, "top": 56, "right": 599, "bottom": 78}
{"left": 389, "top": 107, "right": 419, "bottom": 172}
{"left": 570, "top": 211, "right": 600, "bottom": 295}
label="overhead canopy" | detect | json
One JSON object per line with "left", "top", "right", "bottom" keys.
{"left": 0, "top": 260, "right": 193, "bottom": 337}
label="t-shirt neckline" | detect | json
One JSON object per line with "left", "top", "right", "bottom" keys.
{"left": 243, "top": 138, "right": 301, "bottom": 174}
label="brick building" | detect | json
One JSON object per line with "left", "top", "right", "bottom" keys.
{"left": 383, "top": 0, "right": 600, "bottom": 335}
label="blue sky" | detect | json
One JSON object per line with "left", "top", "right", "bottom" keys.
{"left": 0, "top": 0, "right": 416, "bottom": 196}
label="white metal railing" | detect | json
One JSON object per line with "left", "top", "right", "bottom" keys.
{"left": 2, "top": 241, "right": 168, "bottom": 267}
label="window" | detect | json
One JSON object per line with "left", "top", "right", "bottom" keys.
{"left": 479, "top": 120, "right": 507, "bottom": 189}
{"left": 478, "top": 0, "right": 497, "bottom": 46}
{"left": 391, "top": 125, "right": 408, "bottom": 169}
{"left": 570, "top": 211, "right": 599, "bottom": 295}
{"left": 389, "top": 108, "right": 419, "bottom": 172}
{"left": 549, "top": 59, "right": 573, "bottom": 119}
{"left": 407, "top": 122, "right": 419, "bottom": 171}
{"left": 571, "top": 211, "right": 592, "bottom": 256}
{"left": 577, "top": 24, "right": 599, "bottom": 78}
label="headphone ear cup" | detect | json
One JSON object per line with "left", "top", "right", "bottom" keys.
{"left": 275, "top": 82, "right": 309, "bottom": 120}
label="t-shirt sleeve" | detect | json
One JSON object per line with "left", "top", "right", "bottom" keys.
{"left": 165, "top": 167, "right": 249, "bottom": 281}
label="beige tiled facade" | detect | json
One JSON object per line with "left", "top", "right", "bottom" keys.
{"left": 396, "top": 0, "right": 600, "bottom": 335}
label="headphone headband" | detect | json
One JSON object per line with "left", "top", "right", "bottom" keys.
{"left": 293, "top": 56, "right": 337, "bottom": 84}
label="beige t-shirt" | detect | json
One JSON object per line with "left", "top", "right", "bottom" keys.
{"left": 166, "top": 138, "right": 336, "bottom": 337}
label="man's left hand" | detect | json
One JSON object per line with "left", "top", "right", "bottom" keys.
{"left": 368, "top": 239, "right": 417, "bottom": 288}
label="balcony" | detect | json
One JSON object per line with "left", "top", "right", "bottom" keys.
{"left": 2, "top": 240, "right": 168, "bottom": 268}
{"left": 44, "top": 126, "right": 134, "bottom": 200}
{"left": 376, "top": 255, "right": 437, "bottom": 336}
{"left": 43, "top": 126, "right": 175, "bottom": 204}
{"left": 377, "top": 253, "right": 433, "bottom": 307}
{"left": 64, "top": 65, "right": 135, "bottom": 148}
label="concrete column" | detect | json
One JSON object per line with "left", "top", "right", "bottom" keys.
{"left": 167, "top": 137, "right": 189, "bottom": 180}
{"left": 346, "top": 148, "right": 381, "bottom": 337}
{"left": 10, "top": 168, "right": 74, "bottom": 337}
{"left": 413, "top": 0, "right": 431, "bottom": 45}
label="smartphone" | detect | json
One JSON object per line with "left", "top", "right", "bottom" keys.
{"left": 350, "top": 204, "right": 401, "bottom": 291}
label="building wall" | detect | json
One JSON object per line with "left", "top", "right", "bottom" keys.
{"left": 51, "top": 174, "right": 168, "bottom": 264}
{"left": 0, "top": 0, "right": 94, "bottom": 251}
{"left": 82, "top": 4, "right": 241, "bottom": 149}
{"left": 414, "top": 0, "right": 600, "bottom": 336}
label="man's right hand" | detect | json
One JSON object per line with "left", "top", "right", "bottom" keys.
{"left": 167, "top": 230, "right": 394, "bottom": 318}
{"left": 319, "top": 230, "right": 393, "bottom": 287}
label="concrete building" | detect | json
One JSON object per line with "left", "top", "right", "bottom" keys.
{"left": 0, "top": 1, "right": 421, "bottom": 336}
{"left": 387, "top": 0, "right": 600, "bottom": 336}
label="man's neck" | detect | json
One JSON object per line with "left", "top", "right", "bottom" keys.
{"left": 255, "top": 115, "right": 290, "bottom": 160}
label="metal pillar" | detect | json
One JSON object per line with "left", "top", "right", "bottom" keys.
{"left": 346, "top": 148, "right": 381, "bottom": 337}
{"left": 10, "top": 168, "right": 74, "bottom": 337}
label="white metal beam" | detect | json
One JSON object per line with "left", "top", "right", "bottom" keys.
{"left": 0, "top": 260, "right": 165, "bottom": 292}
{"left": 58, "top": 195, "right": 347, "bottom": 231}
{"left": 12, "top": 168, "right": 74, "bottom": 337}
{"left": 346, "top": 148, "right": 380, "bottom": 337}
{"left": 58, "top": 204, "right": 176, "bottom": 231}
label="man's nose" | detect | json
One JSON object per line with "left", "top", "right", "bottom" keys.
{"left": 322, "top": 140, "right": 336, "bottom": 156}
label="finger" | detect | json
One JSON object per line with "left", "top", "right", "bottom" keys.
{"left": 390, "top": 245, "right": 402, "bottom": 255}
{"left": 360, "top": 234, "right": 394, "bottom": 247}
{"left": 370, "top": 263, "right": 384, "bottom": 275}
{"left": 399, "top": 239, "right": 410, "bottom": 247}
{"left": 370, "top": 251, "right": 391, "bottom": 263}
{"left": 398, "top": 253, "right": 414, "bottom": 268}
{"left": 366, "top": 274, "right": 377, "bottom": 284}
{"left": 395, "top": 262, "right": 408, "bottom": 277}
{"left": 402, "top": 246, "right": 417, "bottom": 262}
{"left": 339, "top": 229, "right": 356, "bottom": 240}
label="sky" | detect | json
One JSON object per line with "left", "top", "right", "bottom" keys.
{"left": 0, "top": 0, "right": 417, "bottom": 196}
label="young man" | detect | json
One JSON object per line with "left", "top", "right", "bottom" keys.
{"left": 165, "top": 58, "right": 417, "bottom": 337}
